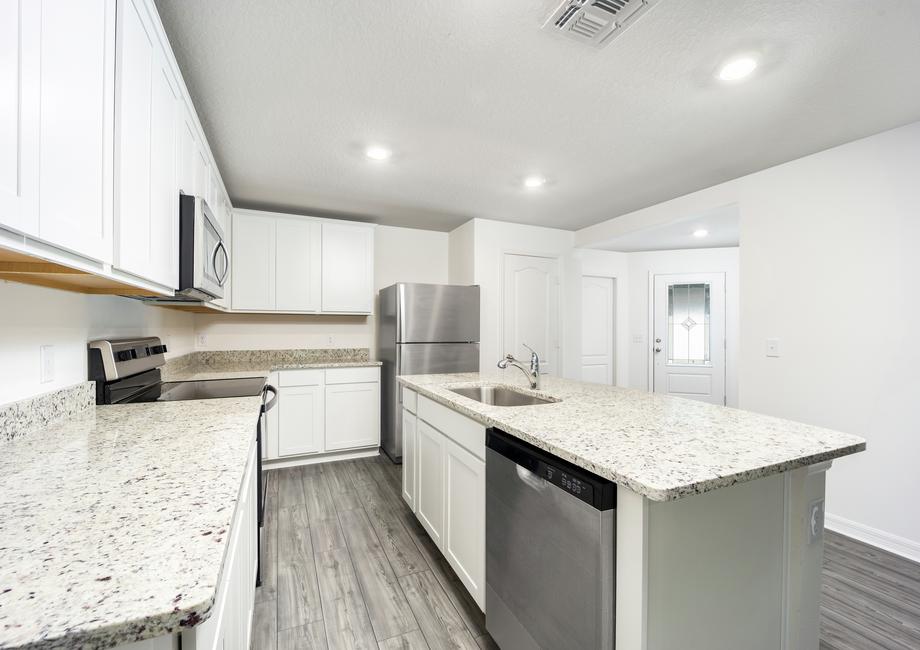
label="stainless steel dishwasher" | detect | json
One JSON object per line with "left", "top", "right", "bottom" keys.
{"left": 485, "top": 428, "right": 616, "bottom": 650}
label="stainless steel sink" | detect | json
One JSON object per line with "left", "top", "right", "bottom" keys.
{"left": 448, "top": 385, "right": 558, "bottom": 407}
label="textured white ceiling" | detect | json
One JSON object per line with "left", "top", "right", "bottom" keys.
{"left": 155, "top": 0, "right": 920, "bottom": 232}
{"left": 592, "top": 204, "right": 740, "bottom": 252}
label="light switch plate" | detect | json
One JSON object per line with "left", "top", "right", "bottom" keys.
{"left": 766, "top": 337, "right": 780, "bottom": 357}
{"left": 40, "top": 345, "right": 54, "bottom": 383}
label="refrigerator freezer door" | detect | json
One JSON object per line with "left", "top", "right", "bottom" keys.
{"left": 397, "top": 284, "right": 480, "bottom": 343}
{"left": 398, "top": 342, "right": 480, "bottom": 375}
{"left": 381, "top": 342, "right": 480, "bottom": 462}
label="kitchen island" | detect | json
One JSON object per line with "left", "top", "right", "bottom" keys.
{"left": 397, "top": 372, "right": 866, "bottom": 650}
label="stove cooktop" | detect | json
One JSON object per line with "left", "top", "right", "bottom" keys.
{"left": 123, "top": 377, "right": 266, "bottom": 403}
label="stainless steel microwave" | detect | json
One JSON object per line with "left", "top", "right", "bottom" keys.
{"left": 178, "top": 194, "right": 229, "bottom": 301}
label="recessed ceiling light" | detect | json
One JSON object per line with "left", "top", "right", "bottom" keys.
{"left": 523, "top": 175, "right": 546, "bottom": 189}
{"left": 693, "top": 229, "right": 709, "bottom": 238}
{"left": 717, "top": 56, "right": 758, "bottom": 82}
{"left": 365, "top": 145, "right": 392, "bottom": 161}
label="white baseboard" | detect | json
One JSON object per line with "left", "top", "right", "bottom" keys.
{"left": 263, "top": 447, "right": 380, "bottom": 470}
{"left": 825, "top": 513, "right": 920, "bottom": 563}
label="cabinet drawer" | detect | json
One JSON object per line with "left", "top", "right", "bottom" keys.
{"left": 402, "top": 387, "right": 418, "bottom": 414}
{"left": 418, "top": 395, "right": 486, "bottom": 460}
{"left": 325, "top": 366, "right": 380, "bottom": 385}
{"left": 278, "top": 369, "right": 324, "bottom": 387}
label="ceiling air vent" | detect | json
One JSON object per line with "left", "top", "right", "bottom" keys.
{"left": 544, "top": 0, "right": 659, "bottom": 48}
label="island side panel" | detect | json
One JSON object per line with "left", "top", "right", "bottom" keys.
{"left": 649, "top": 474, "right": 787, "bottom": 650}
{"left": 615, "top": 487, "right": 648, "bottom": 650}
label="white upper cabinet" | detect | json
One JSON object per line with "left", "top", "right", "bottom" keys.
{"left": 0, "top": 0, "right": 39, "bottom": 236}
{"left": 232, "top": 212, "right": 275, "bottom": 311}
{"left": 114, "top": 0, "right": 179, "bottom": 288}
{"left": 231, "top": 210, "right": 372, "bottom": 314}
{"left": 322, "top": 222, "right": 374, "bottom": 313}
{"left": 276, "top": 217, "right": 321, "bottom": 312}
{"left": 37, "top": 0, "right": 116, "bottom": 263}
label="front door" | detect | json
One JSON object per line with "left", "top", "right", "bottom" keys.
{"left": 653, "top": 273, "right": 726, "bottom": 405}
{"left": 502, "top": 254, "right": 559, "bottom": 376}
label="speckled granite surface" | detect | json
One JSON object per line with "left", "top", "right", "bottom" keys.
{"left": 161, "top": 348, "right": 380, "bottom": 381}
{"left": 0, "top": 382, "right": 95, "bottom": 443}
{"left": 398, "top": 373, "right": 866, "bottom": 502}
{"left": 0, "top": 397, "right": 261, "bottom": 650}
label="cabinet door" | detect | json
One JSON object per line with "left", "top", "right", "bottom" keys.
{"left": 0, "top": 0, "right": 39, "bottom": 235}
{"left": 277, "top": 385, "right": 324, "bottom": 457}
{"left": 402, "top": 409, "right": 417, "bottom": 512}
{"left": 114, "top": 0, "right": 179, "bottom": 287}
{"left": 444, "top": 438, "right": 485, "bottom": 609}
{"left": 325, "top": 381, "right": 380, "bottom": 451}
{"left": 231, "top": 212, "right": 275, "bottom": 310}
{"left": 416, "top": 420, "right": 445, "bottom": 548}
{"left": 321, "top": 222, "right": 374, "bottom": 313}
{"left": 275, "top": 218, "right": 321, "bottom": 312}
{"left": 38, "top": 0, "right": 115, "bottom": 263}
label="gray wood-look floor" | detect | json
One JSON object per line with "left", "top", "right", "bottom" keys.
{"left": 820, "top": 530, "right": 920, "bottom": 650}
{"left": 253, "top": 456, "right": 498, "bottom": 650}
{"left": 253, "top": 456, "right": 920, "bottom": 649}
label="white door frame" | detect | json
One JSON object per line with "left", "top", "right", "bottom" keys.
{"left": 648, "top": 271, "right": 727, "bottom": 402}
{"left": 499, "top": 250, "right": 563, "bottom": 375}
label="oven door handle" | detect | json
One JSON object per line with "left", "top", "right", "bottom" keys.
{"left": 262, "top": 384, "right": 278, "bottom": 412}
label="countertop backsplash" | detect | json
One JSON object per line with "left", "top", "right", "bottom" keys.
{"left": 0, "top": 382, "right": 95, "bottom": 444}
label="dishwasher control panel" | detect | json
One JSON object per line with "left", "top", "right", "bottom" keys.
{"left": 543, "top": 464, "right": 594, "bottom": 504}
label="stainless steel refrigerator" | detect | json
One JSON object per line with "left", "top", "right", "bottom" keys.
{"left": 378, "top": 283, "right": 480, "bottom": 462}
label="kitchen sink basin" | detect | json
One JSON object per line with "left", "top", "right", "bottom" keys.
{"left": 448, "top": 385, "right": 558, "bottom": 407}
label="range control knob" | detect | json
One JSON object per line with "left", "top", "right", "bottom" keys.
{"left": 149, "top": 344, "right": 167, "bottom": 355}
{"left": 116, "top": 350, "right": 135, "bottom": 362}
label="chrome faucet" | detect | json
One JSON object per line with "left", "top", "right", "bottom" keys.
{"left": 497, "top": 344, "right": 540, "bottom": 389}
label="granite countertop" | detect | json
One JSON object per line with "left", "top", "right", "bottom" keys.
{"left": 397, "top": 373, "right": 866, "bottom": 502}
{"left": 0, "top": 397, "right": 262, "bottom": 650}
{"left": 160, "top": 349, "right": 381, "bottom": 382}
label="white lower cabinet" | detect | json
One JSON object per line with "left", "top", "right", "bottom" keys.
{"left": 444, "top": 438, "right": 485, "bottom": 608}
{"left": 325, "top": 381, "right": 380, "bottom": 451}
{"left": 401, "top": 407, "right": 417, "bottom": 513}
{"left": 277, "top": 384, "right": 324, "bottom": 457}
{"left": 410, "top": 394, "right": 486, "bottom": 611}
{"left": 416, "top": 419, "right": 446, "bottom": 548}
{"left": 265, "top": 367, "right": 381, "bottom": 461}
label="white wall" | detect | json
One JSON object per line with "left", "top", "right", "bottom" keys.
{"left": 0, "top": 281, "right": 195, "bottom": 404}
{"left": 449, "top": 218, "right": 577, "bottom": 375}
{"left": 194, "top": 225, "right": 449, "bottom": 359}
{"left": 625, "top": 248, "right": 740, "bottom": 407}
{"left": 578, "top": 121, "right": 920, "bottom": 559}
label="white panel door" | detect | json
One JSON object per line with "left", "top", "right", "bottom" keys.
{"left": 502, "top": 254, "right": 560, "bottom": 375}
{"left": 401, "top": 408, "right": 417, "bottom": 512}
{"left": 277, "top": 385, "right": 324, "bottom": 456}
{"left": 114, "top": 0, "right": 179, "bottom": 287}
{"left": 0, "top": 0, "right": 39, "bottom": 235}
{"left": 444, "top": 437, "right": 485, "bottom": 609}
{"left": 324, "top": 381, "right": 380, "bottom": 451}
{"left": 276, "top": 218, "right": 321, "bottom": 312}
{"left": 38, "top": 0, "right": 115, "bottom": 263}
{"left": 416, "top": 420, "right": 445, "bottom": 549}
{"left": 582, "top": 275, "right": 615, "bottom": 384}
{"left": 321, "top": 222, "right": 374, "bottom": 313}
{"left": 231, "top": 212, "right": 275, "bottom": 311}
{"left": 653, "top": 273, "right": 726, "bottom": 405}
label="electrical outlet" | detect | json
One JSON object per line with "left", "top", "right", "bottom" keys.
{"left": 40, "top": 345, "right": 54, "bottom": 383}
{"left": 808, "top": 499, "right": 825, "bottom": 544}
{"left": 766, "top": 337, "right": 781, "bottom": 358}
{"left": 196, "top": 334, "right": 207, "bottom": 348}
